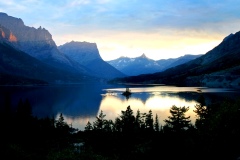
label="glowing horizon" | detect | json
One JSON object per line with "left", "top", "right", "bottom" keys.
{"left": 1, "top": 0, "right": 240, "bottom": 61}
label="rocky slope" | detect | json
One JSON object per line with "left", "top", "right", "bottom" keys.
{"left": 0, "top": 12, "right": 91, "bottom": 74}
{"left": 0, "top": 31, "right": 95, "bottom": 85}
{"left": 0, "top": 12, "right": 125, "bottom": 84}
{"left": 0, "top": 43, "right": 88, "bottom": 85}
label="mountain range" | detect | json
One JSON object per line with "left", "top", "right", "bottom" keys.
{"left": 0, "top": 12, "right": 125, "bottom": 85}
{"left": 1, "top": 12, "right": 240, "bottom": 87}
{"left": 111, "top": 31, "right": 240, "bottom": 88}
{"left": 107, "top": 53, "right": 202, "bottom": 76}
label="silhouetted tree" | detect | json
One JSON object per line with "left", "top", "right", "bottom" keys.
{"left": 93, "top": 110, "right": 106, "bottom": 131}
{"left": 103, "top": 119, "right": 114, "bottom": 132}
{"left": 193, "top": 95, "right": 210, "bottom": 131}
{"left": 120, "top": 105, "right": 135, "bottom": 132}
{"left": 164, "top": 105, "right": 191, "bottom": 133}
{"left": 114, "top": 117, "right": 122, "bottom": 132}
{"left": 55, "top": 113, "right": 71, "bottom": 150}
{"left": 154, "top": 114, "right": 160, "bottom": 132}
{"left": 85, "top": 121, "right": 93, "bottom": 131}
{"left": 55, "top": 113, "right": 69, "bottom": 131}
{"left": 140, "top": 112, "right": 146, "bottom": 129}
{"left": 194, "top": 104, "right": 209, "bottom": 130}
{"left": 135, "top": 109, "right": 141, "bottom": 131}
{"left": 145, "top": 110, "right": 154, "bottom": 131}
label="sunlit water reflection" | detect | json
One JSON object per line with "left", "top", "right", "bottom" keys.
{"left": 99, "top": 92, "right": 198, "bottom": 128}
{"left": 0, "top": 84, "right": 238, "bottom": 131}
{"left": 62, "top": 85, "right": 237, "bottom": 131}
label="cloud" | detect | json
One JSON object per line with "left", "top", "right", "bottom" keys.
{"left": 1, "top": 0, "right": 240, "bottom": 60}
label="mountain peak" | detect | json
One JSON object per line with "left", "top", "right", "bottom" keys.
{"left": 0, "top": 12, "right": 25, "bottom": 27}
{"left": 0, "top": 12, "right": 8, "bottom": 16}
{"left": 58, "top": 41, "right": 101, "bottom": 64}
{"left": 223, "top": 33, "right": 234, "bottom": 42}
{"left": 140, "top": 53, "right": 147, "bottom": 58}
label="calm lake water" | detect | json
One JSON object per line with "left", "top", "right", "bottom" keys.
{"left": 0, "top": 83, "right": 239, "bottom": 131}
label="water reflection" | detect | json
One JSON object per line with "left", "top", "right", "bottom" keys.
{"left": 99, "top": 92, "right": 198, "bottom": 128}
{"left": 0, "top": 84, "right": 107, "bottom": 130}
{"left": 0, "top": 84, "right": 238, "bottom": 131}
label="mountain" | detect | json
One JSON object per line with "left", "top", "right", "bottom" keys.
{"left": 110, "top": 31, "right": 240, "bottom": 88}
{"left": 0, "top": 12, "right": 92, "bottom": 75}
{"left": 0, "top": 12, "right": 124, "bottom": 84}
{"left": 0, "top": 42, "right": 96, "bottom": 85}
{"left": 0, "top": 26, "right": 95, "bottom": 84}
{"left": 107, "top": 53, "right": 202, "bottom": 76}
{"left": 160, "top": 54, "right": 204, "bottom": 69}
{"left": 58, "top": 41, "right": 125, "bottom": 79}
{"left": 107, "top": 53, "right": 160, "bottom": 76}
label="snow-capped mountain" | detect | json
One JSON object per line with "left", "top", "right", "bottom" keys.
{"left": 107, "top": 53, "right": 202, "bottom": 76}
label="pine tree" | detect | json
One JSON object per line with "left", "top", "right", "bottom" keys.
{"left": 55, "top": 113, "right": 67, "bottom": 129}
{"left": 154, "top": 114, "right": 160, "bottom": 132}
{"left": 120, "top": 105, "right": 135, "bottom": 132}
{"left": 85, "top": 121, "right": 93, "bottom": 131}
{"left": 145, "top": 110, "right": 154, "bottom": 131}
{"left": 164, "top": 105, "right": 191, "bottom": 133}
{"left": 194, "top": 95, "right": 209, "bottom": 130}
{"left": 135, "top": 109, "right": 141, "bottom": 131}
{"left": 93, "top": 110, "right": 106, "bottom": 131}
{"left": 114, "top": 117, "right": 122, "bottom": 132}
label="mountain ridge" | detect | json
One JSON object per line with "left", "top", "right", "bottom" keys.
{"left": 0, "top": 12, "right": 97, "bottom": 76}
{"left": 110, "top": 31, "right": 240, "bottom": 88}
{"left": 107, "top": 53, "right": 203, "bottom": 76}
{"left": 0, "top": 12, "right": 125, "bottom": 84}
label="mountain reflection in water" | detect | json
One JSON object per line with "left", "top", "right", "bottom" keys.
{"left": 0, "top": 84, "right": 238, "bottom": 131}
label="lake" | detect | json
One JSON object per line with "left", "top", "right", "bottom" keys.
{"left": 0, "top": 83, "right": 239, "bottom": 131}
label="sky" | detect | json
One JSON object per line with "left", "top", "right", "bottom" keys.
{"left": 1, "top": 0, "right": 240, "bottom": 61}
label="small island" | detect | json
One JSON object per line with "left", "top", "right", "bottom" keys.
{"left": 122, "top": 87, "right": 132, "bottom": 97}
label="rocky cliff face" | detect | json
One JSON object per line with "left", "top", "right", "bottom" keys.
{"left": 0, "top": 12, "right": 124, "bottom": 81}
{"left": 0, "top": 25, "right": 17, "bottom": 43}
{"left": 58, "top": 41, "right": 101, "bottom": 65}
{"left": 0, "top": 12, "right": 73, "bottom": 67}
{"left": 58, "top": 41, "right": 125, "bottom": 79}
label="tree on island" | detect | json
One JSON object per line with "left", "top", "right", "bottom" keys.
{"left": 122, "top": 87, "right": 132, "bottom": 100}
